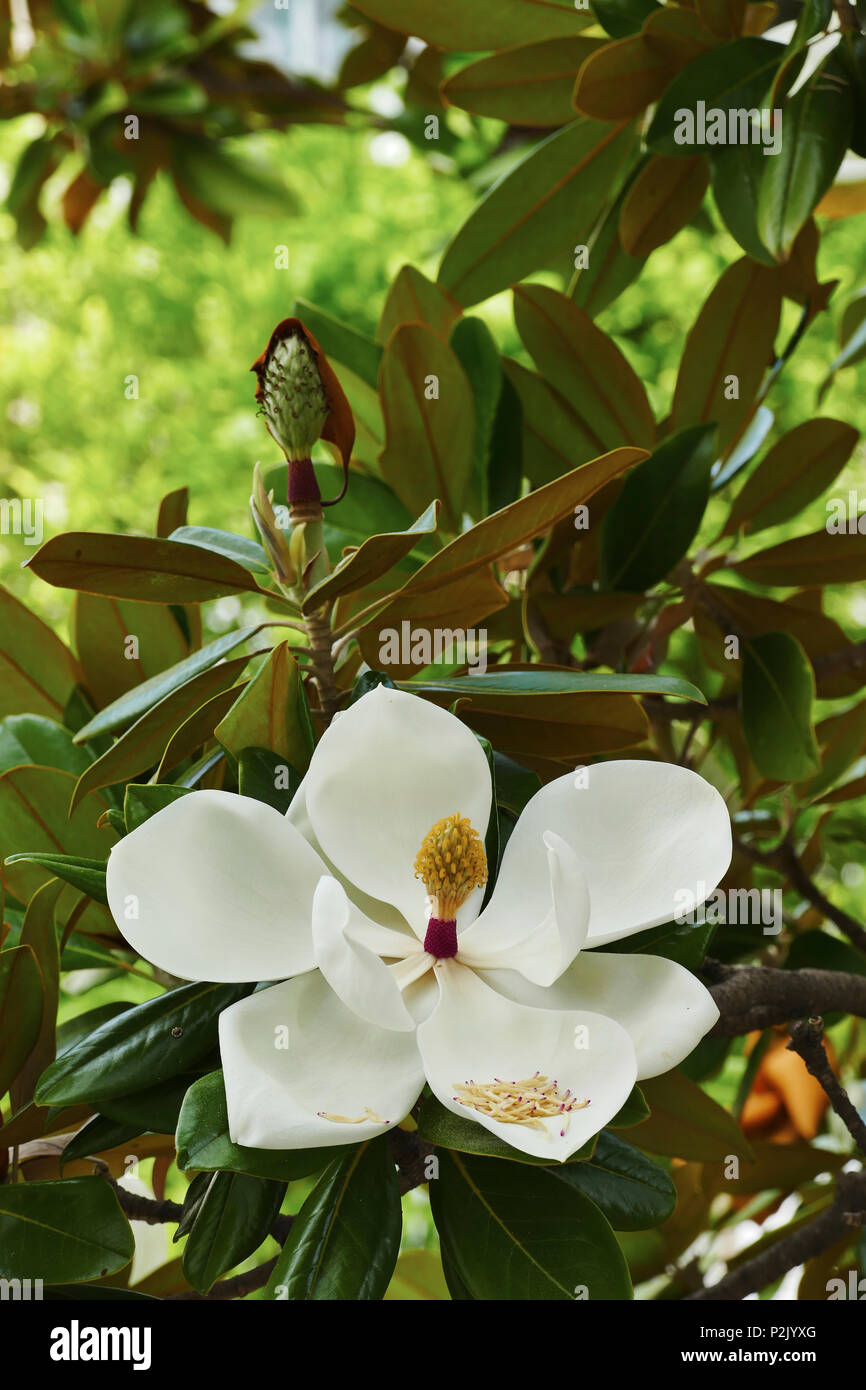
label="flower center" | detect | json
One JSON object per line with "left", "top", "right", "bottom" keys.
{"left": 414, "top": 813, "right": 487, "bottom": 957}
{"left": 453, "top": 1073, "right": 589, "bottom": 1138}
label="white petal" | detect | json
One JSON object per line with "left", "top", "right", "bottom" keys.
{"left": 457, "top": 831, "right": 590, "bottom": 985}
{"left": 303, "top": 686, "right": 492, "bottom": 933}
{"left": 500, "top": 760, "right": 731, "bottom": 947}
{"left": 219, "top": 972, "right": 425, "bottom": 1148}
{"left": 312, "top": 877, "right": 417, "bottom": 1032}
{"left": 479, "top": 950, "right": 720, "bottom": 1080}
{"left": 287, "top": 778, "right": 414, "bottom": 937}
{"left": 106, "top": 789, "right": 324, "bottom": 982}
{"left": 417, "top": 961, "right": 636, "bottom": 1162}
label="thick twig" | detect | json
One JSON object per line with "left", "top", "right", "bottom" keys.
{"left": 111, "top": 1180, "right": 293, "bottom": 1244}
{"left": 687, "top": 1170, "right": 866, "bottom": 1300}
{"left": 735, "top": 834, "right": 866, "bottom": 956}
{"left": 305, "top": 605, "right": 340, "bottom": 722}
{"left": 787, "top": 1017, "right": 866, "bottom": 1155}
{"left": 704, "top": 960, "right": 866, "bottom": 1035}
{"left": 166, "top": 1256, "right": 279, "bottom": 1301}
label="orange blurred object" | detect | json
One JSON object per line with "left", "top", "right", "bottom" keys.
{"left": 740, "top": 1029, "right": 837, "bottom": 1143}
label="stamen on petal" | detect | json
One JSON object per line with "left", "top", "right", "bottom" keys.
{"left": 452, "top": 1072, "right": 589, "bottom": 1136}
{"left": 414, "top": 813, "right": 487, "bottom": 925}
{"left": 318, "top": 1106, "right": 387, "bottom": 1124}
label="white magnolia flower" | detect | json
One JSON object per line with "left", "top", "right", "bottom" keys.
{"left": 105, "top": 687, "right": 731, "bottom": 1162}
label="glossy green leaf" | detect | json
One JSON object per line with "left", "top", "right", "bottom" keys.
{"left": 608, "top": 1085, "right": 650, "bottom": 1128}
{"left": 571, "top": 172, "right": 646, "bottom": 317}
{"left": 35, "top": 982, "right": 252, "bottom": 1107}
{"left": 430, "top": 1150, "right": 632, "bottom": 1299}
{"left": 0, "top": 585, "right": 78, "bottom": 722}
{"left": 123, "top": 782, "right": 190, "bottom": 832}
{"left": 176, "top": 1070, "right": 342, "bottom": 1181}
{"left": 441, "top": 38, "right": 605, "bottom": 126}
{"left": 264, "top": 1139, "right": 401, "bottom": 1300}
{"left": 514, "top": 284, "right": 655, "bottom": 453}
{"left": 69, "top": 655, "right": 251, "bottom": 811}
{"left": 292, "top": 298, "right": 382, "bottom": 391}
{"left": 4, "top": 853, "right": 108, "bottom": 904}
{"left": 168, "top": 526, "right": 270, "bottom": 574}
{"left": 72, "top": 593, "right": 190, "bottom": 711}
{"left": 552, "top": 1130, "right": 676, "bottom": 1228}
{"left": 439, "top": 119, "right": 637, "bottom": 307}
{"left": 349, "top": 0, "right": 592, "bottom": 48}
{"left": 237, "top": 747, "right": 302, "bottom": 813}
{"left": 0, "top": 714, "right": 90, "bottom": 778}
{"left": 741, "top": 631, "right": 820, "bottom": 781}
{"left": 0, "top": 945, "right": 43, "bottom": 1096}
{"left": 503, "top": 359, "right": 606, "bottom": 486}
{"left": 60, "top": 1115, "right": 143, "bottom": 1169}
{"left": 27, "top": 532, "right": 264, "bottom": 604}
{"left": 400, "top": 447, "right": 647, "bottom": 598}
{"left": 757, "top": 60, "right": 852, "bottom": 261}
{"left": 647, "top": 38, "right": 785, "bottom": 156}
{"left": 724, "top": 418, "right": 858, "bottom": 535}
{"left": 711, "top": 142, "right": 775, "bottom": 263}
{"left": 672, "top": 259, "right": 782, "bottom": 450}
{"left": 633, "top": 1069, "right": 754, "bottom": 1161}
{"left": 0, "top": 1178, "right": 133, "bottom": 1283}
{"left": 9, "top": 880, "right": 63, "bottom": 1109}
{"left": 99, "top": 1072, "right": 202, "bottom": 1133}
{"left": 593, "top": 0, "right": 662, "bottom": 37}
{"left": 450, "top": 317, "right": 523, "bottom": 516}
{"left": 600, "top": 425, "right": 716, "bottom": 590}
{"left": 215, "top": 642, "right": 315, "bottom": 771}
{"left": 378, "top": 264, "right": 461, "bottom": 342}
{"left": 183, "top": 1171, "right": 286, "bottom": 1294}
{"left": 407, "top": 669, "right": 706, "bottom": 703}
{"left": 379, "top": 323, "right": 475, "bottom": 531}
{"left": 73, "top": 625, "right": 268, "bottom": 743}
{"left": 302, "top": 502, "right": 439, "bottom": 613}
{"left": 0, "top": 766, "right": 117, "bottom": 909}
{"left": 602, "top": 918, "right": 716, "bottom": 970}
{"left": 734, "top": 528, "right": 866, "bottom": 585}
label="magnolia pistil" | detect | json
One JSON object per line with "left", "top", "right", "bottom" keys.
{"left": 414, "top": 813, "right": 487, "bottom": 957}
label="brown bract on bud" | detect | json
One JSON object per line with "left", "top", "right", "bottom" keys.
{"left": 251, "top": 317, "right": 355, "bottom": 510}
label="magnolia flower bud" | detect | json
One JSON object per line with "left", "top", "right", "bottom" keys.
{"left": 255, "top": 328, "right": 328, "bottom": 461}
{"left": 251, "top": 317, "right": 356, "bottom": 515}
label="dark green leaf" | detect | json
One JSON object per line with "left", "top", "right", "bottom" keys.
{"left": 183, "top": 1171, "right": 286, "bottom": 1294}
{"left": 176, "top": 1070, "right": 342, "bottom": 1182}
{"left": 74, "top": 625, "right": 267, "bottom": 743}
{"left": 600, "top": 424, "right": 717, "bottom": 591}
{"left": 4, "top": 854, "right": 107, "bottom": 904}
{"left": 264, "top": 1139, "right": 401, "bottom": 1300}
{"left": 430, "top": 1151, "right": 632, "bottom": 1299}
{"left": 552, "top": 1130, "right": 676, "bottom": 1228}
{"left": 741, "top": 631, "right": 819, "bottom": 781}
{"left": 35, "top": 983, "right": 251, "bottom": 1107}
{"left": 238, "top": 747, "right": 302, "bottom": 813}
{"left": 0, "top": 1178, "right": 133, "bottom": 1283}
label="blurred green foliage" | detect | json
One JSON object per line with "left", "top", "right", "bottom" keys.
{"left": 3, "top": 112, "right": 865, "bottom": 641}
